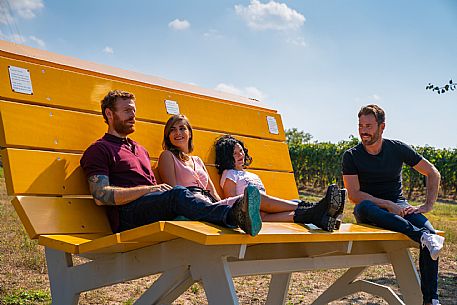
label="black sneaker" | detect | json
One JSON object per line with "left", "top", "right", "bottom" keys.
{"left": 229, "top": 185, "right": 262, "bottom": 236}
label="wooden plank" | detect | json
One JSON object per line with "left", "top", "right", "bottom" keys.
{"left": 0, "top": 56, "right": 285, "bottom": 141}
{"left": 38, "top": 222, "right": 178, "bottom": 254}
{"left": 0, "top": 101, "right": 292, "bottom": 171}
{"left": 123, "top": 222, "right": 413, "bottom": 246}
{"left": 38, "top": 233, "right": 108, "bottom": 254}
{"left": 12, "top": 196, "right": 112, "bottom": 239}
{"left": 248, "top": 169, "right": 298, "bottom": 199}
{"left": 39, "top": 234, "right": 155, "bottom": 254}
{"left": 2, "top": 148, "right": 88, "bottom": 195}
{"left": 38, "top": 221, "right": 444, "bottom": 254}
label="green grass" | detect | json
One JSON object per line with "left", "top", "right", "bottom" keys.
{"left": 2, "top": 289, "right": 50, "bottom": 305}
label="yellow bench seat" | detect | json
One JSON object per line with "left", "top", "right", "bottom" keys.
{"left": 39, "top": 222, "right": 444, "bottom": 254}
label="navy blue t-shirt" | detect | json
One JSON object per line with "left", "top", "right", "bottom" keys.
{"left": 342, "top": 139, "right": 422, "bottom": 202}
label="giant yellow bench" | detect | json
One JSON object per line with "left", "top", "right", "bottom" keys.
{"left": 0, "top": 40, "right": 439, "bottom": 305}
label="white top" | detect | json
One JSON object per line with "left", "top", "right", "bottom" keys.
{"left": 220, "top": 169, "right": 266, "bottom": 195}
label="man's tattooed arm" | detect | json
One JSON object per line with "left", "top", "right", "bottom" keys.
{"left": 88, "top": 175, "right": 115, "bottom": 206}
{"left": 87, "top": 175, "right": 174, "bottom": 206}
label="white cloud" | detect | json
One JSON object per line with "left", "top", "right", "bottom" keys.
{"left": 29, "top": 35, "right": 45, "bottom": 48}
{"left": 370, "top": 94, "right": 381, "bottom": 101}
{"left": 203, "top": 29, "right": 223, "bottom": 39}
{"left": 10, "top": 33, "right": 26, "bottom": 43}
{"left": 0, "top": 30, "right": 26, "bottom": 43}
{"left": 215, "top": 83, "right": 242, "bottom": 96}
{"left": 235, "top": 0, "right": 305, "bottom": 31}
{"left": 168, "top": 19, "right": 190, "bottom": 31}
{"left": 0, "top": 0, "right": 43, "bottom": 24}
{"left": 11, "top": 0, "right": 44, "bottom": 19}
{"left": 0, "top": 6, "right": 13, "bottom": 24}
{"left": 286, "top": 36, "right": 306, "bottom": 47}
{"left": 103, "top": 46, "right": 114, "bottom": 54}
{"left": 0, "top": 31, "right": 45, "bottom": 49}
{"left": 354, "top": 94, "right": 382, "bottom": 103}
{"left": 215, "top": 83, "right": 267, "bottom": 101}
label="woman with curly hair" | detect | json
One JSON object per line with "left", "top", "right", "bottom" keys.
{"left": 215, "top": 135, "right": 346, "bottom": 231}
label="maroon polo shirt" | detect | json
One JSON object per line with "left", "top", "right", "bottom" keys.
{"left": 80, "top": 133, "right": 157, "bottom": 231}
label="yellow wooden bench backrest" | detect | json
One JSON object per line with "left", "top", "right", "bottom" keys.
{"left": 0, "top": 40, "right": 298, "bottom": 239}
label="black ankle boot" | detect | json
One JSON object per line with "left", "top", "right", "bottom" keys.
{"left": 293, "top": 185, "right": 343, "bottom": 232}
{"left": 293, "top": 204, "right": 338, "bottom": 232}
{"left": 318, "top": 184, "right": 345, "bottom": 218}
{"left": 333, "top": 189, "right": 347, "bottom": 230}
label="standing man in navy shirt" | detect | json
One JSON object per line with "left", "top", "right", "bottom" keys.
{"left": 80, "top": 90, "right": 262, "bottom": 236}
{"left": 342, "top": 104, "right": 444, "bottom": 305}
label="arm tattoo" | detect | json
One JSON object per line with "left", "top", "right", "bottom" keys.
{"left": 88, "top": 175, "right": 115, "bottom": 205}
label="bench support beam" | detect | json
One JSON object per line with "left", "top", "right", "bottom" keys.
{"left": 389, "top": 248, "right": 422, "bottom": 304}
{"left": 134, "top": 266, "right": 193, "bottom": 305}
{"left": 265, "top": 273, "right": 291, "bottom": 305}
{"left": 45, "top": 248, "right": 81, "bottom": 305}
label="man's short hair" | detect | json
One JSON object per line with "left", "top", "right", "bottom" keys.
{"left": 101, "top": 90, "right": 135, "bottom": 124}
{"left": 358, "top": 104, "right": 385, "bottom": 124}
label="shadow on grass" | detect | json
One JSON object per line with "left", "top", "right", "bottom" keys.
{"left": 345, "top": 273, "right": 457, "bottom": 304}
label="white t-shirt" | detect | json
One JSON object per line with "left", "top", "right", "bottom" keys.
{"left": 220, "top": 169, "right": 266, "bottom": 195}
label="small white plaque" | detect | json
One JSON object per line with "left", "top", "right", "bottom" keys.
{"left": 165, "top": 100, "right": 180, "bottom": 115}
{"left": 266, "top": 116, "right": 279, "bottom": 134}
{"left": 9, "top": 66, "right": 33, "bottom": 95}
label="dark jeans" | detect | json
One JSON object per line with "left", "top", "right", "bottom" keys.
{"left": 118, "top": 185, "right": 233, "bottom": 231}
{"left": 354, "top": 200, "right": 438, "bottom": 303}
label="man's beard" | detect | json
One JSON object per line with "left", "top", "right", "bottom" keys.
{"left": 113, "top": 113, "right": 135, "bottom": 136}
{"left": 360, "top": 128, "right": 381, "bottom": 145}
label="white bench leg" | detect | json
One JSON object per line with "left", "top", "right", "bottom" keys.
{"left": 389, "top": 248, "right": 422, "bottom": 304}
{"left": 45, "top": 247, "right": 80, "bottom": 305}
{"left": 133, "top": 266, "right": 193, "bottom": 305}
{"left": 265, "top": 273, "right": 291, "bottom": 305}
{"left": 311, "top": 266, "right": 405, "bottom": 305}
{"left": 191, "top": 256, "right": 238, "bottom": 305}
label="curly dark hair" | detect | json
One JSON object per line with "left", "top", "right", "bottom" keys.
{"left": 162, "top": 114, "right": 194, "bottom": 161}
{"left": 101, "top": 90, "right": 135, "bottom": 124}
{"left": 214, "top": 135, "right": 252, "bottom": 174}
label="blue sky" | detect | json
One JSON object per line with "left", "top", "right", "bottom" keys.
{"left": 1, "top": 0, "right": 456, "bottom": 148}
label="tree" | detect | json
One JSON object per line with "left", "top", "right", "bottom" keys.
{"left": 285, "top": 128, "right": 313, "bottom": 146}
{"left": 426, "top": 79, "right": 455, "bottom": 94}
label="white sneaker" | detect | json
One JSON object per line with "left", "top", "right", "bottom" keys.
{"left": 420, "top": 232, "right": 445, "bottom": 260}
{"left": 432, "top": 299, "right": 441, "bottom": 305}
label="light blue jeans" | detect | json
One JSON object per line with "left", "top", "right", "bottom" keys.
{"left": 354, "top": 200, "right": 439, "bottom": 303}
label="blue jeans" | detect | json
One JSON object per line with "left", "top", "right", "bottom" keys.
{"left": 118, "top": 185, "right": 233, "bottom": 231}
{"left": 354, "top": 200, "right": 438, "bottom": 303}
